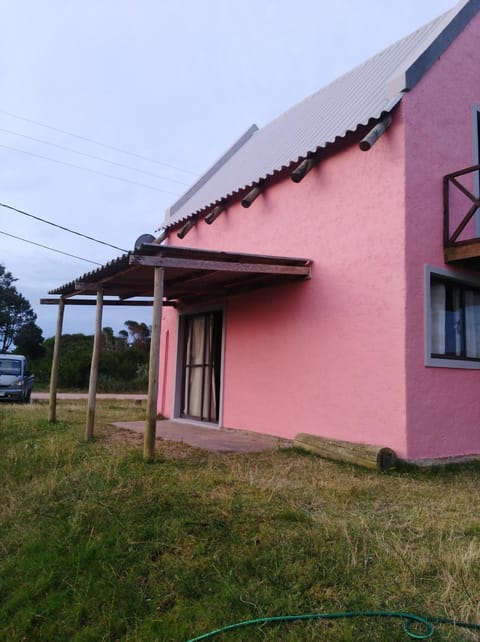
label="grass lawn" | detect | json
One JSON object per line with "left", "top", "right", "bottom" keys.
{"left": 1, "top": 400, "right": 480, "bottom": 641}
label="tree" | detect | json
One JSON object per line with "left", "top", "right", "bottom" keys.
{"left": 102, "top": 326, "right": 115, "bottom": 351}
{"left": 124, "top": 320, "right": 150, "bottom": 350}
{"left": 14, "top": 321, "right": 45, "bottom": 360}
{"left": 34, "top": 331, "right": 149, "bottom": 391}
{"left": 0, "top": 264, "right": 39, "bottom": 353}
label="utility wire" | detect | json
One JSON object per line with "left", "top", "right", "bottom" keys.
{"left": 0, "top": 201, "right": 128, "bottom": 253}
{"left": 0, "top": 126, "right": 191, "bottom": 187}
{"left": 0, "top": 229, "right": 102, "bottom": 265}
{"left": 0, "top": 143, "right": 181, "bottom": 196}
{"left": 0, "top": 107, "right": 199, "bottom": 176}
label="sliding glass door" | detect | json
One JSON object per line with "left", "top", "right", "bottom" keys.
{"left": 181, "top": 310, "right": 223, "bottom": 422}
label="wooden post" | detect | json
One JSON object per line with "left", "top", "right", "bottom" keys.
{"left": 85, "top": 288, "right": 103, "bottom": 441}
{"left": 48, "top": 297, "right": 65, "bottom": 422}
{"left": 144, "top": 267, "right": 164, "bottom": 461}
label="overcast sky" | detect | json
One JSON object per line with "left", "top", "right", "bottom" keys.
{"left": 0, "top": 0, "right": 456, "bottom": 340}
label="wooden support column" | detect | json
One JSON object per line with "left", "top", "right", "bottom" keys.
{"left": 85, "top": 288, "right": 103, "bottom": 441}
{"left": 144, "top": 267, "right": 164, "bottom": 461}
{"left": 48, "top": 297, "right": 65, "bottom": 422}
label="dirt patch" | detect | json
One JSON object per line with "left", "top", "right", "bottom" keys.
{"left": 101, "top": 426, "right": 207, "bottom": 460}
{"left": 103, "top": 428, "right": 144, "bottom": 448}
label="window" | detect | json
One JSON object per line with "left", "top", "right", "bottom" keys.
{"left": 0, "top": 359, "right": 21, "bottom": 375}
{"left": 426, "top": 267, "right": 480, "bottom": 368}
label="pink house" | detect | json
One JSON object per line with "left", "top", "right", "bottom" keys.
{"left": 48, "top": 0, "right": 480, "bottom": 463}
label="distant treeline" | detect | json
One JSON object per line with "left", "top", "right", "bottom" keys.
{"left": 1, "top": 263, "right": 151, "bottom": 392}
{"left": 31, "top": 321, "right": 150, "bottom": 392}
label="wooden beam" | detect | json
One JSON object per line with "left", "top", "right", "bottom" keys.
{"left": 291, "top": 156, "right": 317, "bottom": 183}
{"left": 449, "top": 203, "right": 479, "bottom": 243}
{"left": 294, "top": 433, "right": 397, "bottom": 471}
{"left": 241, "top": 181, "right": 264, "bottom": 208}
{"left": 359, "top": 114, "right": 392, "bottom": 151}
{"left": 205, "top": 203, "right": 226, "bottom": 225}
{"left": 166, "top": 271, "right": 273, "bottom": 296}
{"left": 117, "top": 296, "right": 175, "bottom": 306}
{"left": 177, "top": 218, "right": 196, "bottom": 239}
{"left": 444, "top": 163, "right": 480, "bottom": 180}
{"left": 144, "top": 267, "right": 164, "bottom": 461}
{"left": 443, "top": 174, "right": 450, "bottom": 248}
{"left": 48, "top": 297, "right": 65, "bottom": 423}
{"left": 74, "top": 282, "right": 124, "bottom": 294}
{"left": 130, "top": 254, "right": 311, "bottom": 276}
{"left": 138, "top": 245, "right": 310, "bottom": 264}
{"left": 85, "top": 289, "right": 103, "bottom": 441}
{"left": 174, "top": 274, "right": 303, "bottom": 305}
{"left": 450, "top": 176, "right": 480, "bottom": 205}
{"left": 73, "top": 265, "right": 140, "bottom": 295}
{"left": 41, "top": 298, "right": 155, "bottom": 306}
{"left": 445, "top": 239, "right": 480, "bottom": 262}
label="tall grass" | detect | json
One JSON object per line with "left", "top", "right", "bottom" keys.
{"left": 1, "top": 400, "right": 479, "bottom": 641}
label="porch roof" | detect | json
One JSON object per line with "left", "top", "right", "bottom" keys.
{"left": 47, "top": 243, "right": 312, "bottom": 304}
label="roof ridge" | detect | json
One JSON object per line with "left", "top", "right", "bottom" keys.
{"left": 258, "top": 7, "right": 454, "bottom": 133}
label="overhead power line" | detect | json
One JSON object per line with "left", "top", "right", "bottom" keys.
{"left": 0, "top": 126, "right": 192, "bottom": 187}
{"left": 0, "top": 201, "right": 128, "bottom": 252}
{"left": 0, "top": 229, "right": 102, "bottom": 265}
{"left": 0, "top": 143, "right": 181, "bottom": 196}
{"left": 0, "top": 107, "right": 199, "bottom": 177}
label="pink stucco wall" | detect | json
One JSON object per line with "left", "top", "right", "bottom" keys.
{"left": 159, "top": 107, "right": 409, "bottom": 455}
{"left": 159, "top": 12, "right": 480, "bottom": 462}
{"left": 404, "top": 13, "right": 480, "bottom": 459}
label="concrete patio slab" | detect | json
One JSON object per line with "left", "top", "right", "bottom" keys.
{"left": 112, "top": 419, "right": 291, "bottom": 453}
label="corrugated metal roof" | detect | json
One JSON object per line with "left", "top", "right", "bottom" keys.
{"left": 163, "top": 0, "right": 479, "bottom": 229}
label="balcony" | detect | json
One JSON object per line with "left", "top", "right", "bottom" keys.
{"left": 444, "top": 164, "right": 480, "bottom": 268}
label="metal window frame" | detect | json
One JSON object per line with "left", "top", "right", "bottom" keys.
{"left": 425, "top": 264, "right": 480, "bottom": 369}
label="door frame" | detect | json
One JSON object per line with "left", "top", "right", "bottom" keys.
{"left": 173, "top": 304, "right": 226, "bottom": 426}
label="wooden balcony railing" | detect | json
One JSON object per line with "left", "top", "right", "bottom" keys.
{"left": 444, "top": 164, "right": 480, "bottom": 264}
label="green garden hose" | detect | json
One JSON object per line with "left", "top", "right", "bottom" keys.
{"left": 185, "top": 609, "right": 480, "bottom": 641}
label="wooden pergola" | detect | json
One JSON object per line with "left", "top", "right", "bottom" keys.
{"left": 42, "top": 243, "right": 312, "bottom": 460}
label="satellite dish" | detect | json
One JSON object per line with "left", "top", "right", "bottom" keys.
{"left": 134, "top": 233, "right": 155, "bottom": 251}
